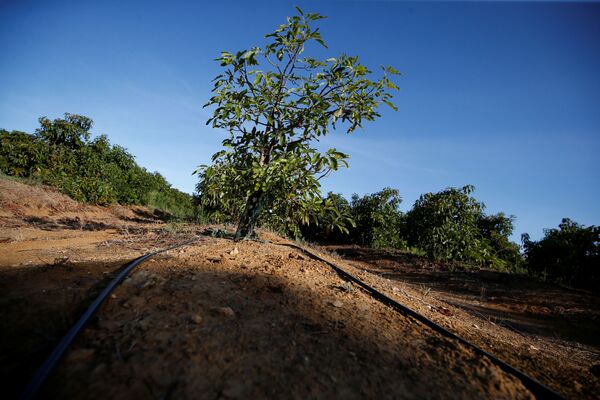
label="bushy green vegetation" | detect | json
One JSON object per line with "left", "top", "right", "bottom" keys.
{"left": 403, "top": 185, "right": 522, "bottom": 271}
{"left": 192, "top": 7, "right": 598, "bottom": 290}
{"left": 198, "top": 155, "right": 600, "bottom": 286}
{"left": 522, "top": 219, "right": 599, "bottom": 289}
{"left": 197, "top": 179, "right": 519, "bottom": 265}
{"left": 200, "top": 7, "right": 399, "bottom": 239}
{"left": 349, "top": 188, "right": 405, "bottom": 249}
{"left": 0, "top": 113, "right": 194, "bottom": 218}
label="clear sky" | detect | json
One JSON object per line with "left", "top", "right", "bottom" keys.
{"left": 1, "top": 0, "right": 598, "bottom": 241}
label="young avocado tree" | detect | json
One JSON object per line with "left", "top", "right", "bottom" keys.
{"left": 522, "top": 218, "right": 599, "bottom": 288}
{"left": 402, "top": 185, "right": 522, "bottom": 270}
{"left": 199, "top": 7, "right": 399, "bottom": 239}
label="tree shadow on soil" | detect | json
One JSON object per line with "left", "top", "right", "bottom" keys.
{"left": 0, "top": 257, "right": 538, "bottom": 400}
{"left": 0, "top": 259, "right": 139, "bottom": 399}
{"left": 24, "top": 216, "right": 115, "bottom": 231}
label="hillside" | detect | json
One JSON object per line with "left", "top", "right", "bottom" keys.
{"left": 1, "top": 176, "right": 599, "bottom": 399}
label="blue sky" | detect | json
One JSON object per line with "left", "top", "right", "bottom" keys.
{"left": 1, "top": 0, "right": 598, "bottom": 240}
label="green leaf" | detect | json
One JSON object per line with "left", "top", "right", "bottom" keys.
{"left": 383, "top": 100, "right": 398, "bottom": 111}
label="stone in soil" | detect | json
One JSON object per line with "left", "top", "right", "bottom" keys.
{"left": 211, "top": 307, "right": 235, "bottom": 317}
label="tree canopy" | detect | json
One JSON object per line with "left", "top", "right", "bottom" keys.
{"left": 197, "top": 7, "right": 399, "bottom": 239}
{"left": 1, "top": 114, "right": 194, "bottom": 218}
{"left": 522, "top": 218, "right": 599, "bottom": 289}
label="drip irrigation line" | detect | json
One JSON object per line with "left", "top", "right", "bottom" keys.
{"left": 276, "top": 242, "right": 566, "bottom": 400}
{"left": 20, "top": 237, "right": 200, "bottom": 400}
{"left": 20, "top": 228, "right": 566, "bottom": 400}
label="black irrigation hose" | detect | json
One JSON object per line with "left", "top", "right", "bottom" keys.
{"left": 278, "top": 242, "right": 566, "bottom": 400}
{"left": 20, "top": 237, "right": 200, "bottom": 400}
{"left": 20, "top": 230, "right": 566, "bottom": 400}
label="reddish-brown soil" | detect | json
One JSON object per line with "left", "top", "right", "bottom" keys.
{"left": 1, "top": 177, "right": 598, "bottom": 399}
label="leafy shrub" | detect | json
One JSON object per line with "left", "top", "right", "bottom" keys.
{"left": 522, "top": 218, "right": 599, "bottom": 289}
{"left": 349, "top": 188, "right": 405, "bottom": 248}
{"left": 298, "top": 192, "right": 355, "bottom": 242}
{"left": 403, "top": 185, "right": 485, "bottom": 262}
{"left": 477, "top": 212, "right": 523, "bottom": 271}
{"left": 0, "top": 130, "right": 48, "bottom": 177}
{"left": 403, "top": 185, "right": 522, "bottom": 270}
{"left": 195, "top": 160, "right": 356, "bottom": 238}
{"left": 0, "top": 114, "right": 194, "bottom": 218}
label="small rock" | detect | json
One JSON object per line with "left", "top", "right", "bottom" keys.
{"left": 472, "top": 324, "right": 480, "bottom": 329}
{"left": 66, "top": 348, "right": 95, "bottom": 363}
{"left": 110, "top": 294, "right": 117, "bottom": 299}
{"left": 140, "top": 278, "right": 158, "bottom": 290}
{"left": 437, "top": 307, "right": 453, "bottom": 316}
{"left": 392, "top": 286, "right": 400, "bottom": 294}
{"left": 125, "top": 270, "right": 162, "bottom": 289}
{"left": 190, "top": 314, "right": 203, "bottom": 324}
{"left": 331, "top": 300, "right": 343, "bottom": 308}
{"left": 529, "top": 345, "right": 540, "bottom": 351}
{"left": 211, "top": 307, "right": 235, "bottom": 317}
{"left": 230, "top": 247, "right": 239, "bottom": 256}
{"left": 340, "top": 281, "right": 353, "bottom": 293}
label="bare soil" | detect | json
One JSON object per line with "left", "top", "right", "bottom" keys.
{"left": 1, "top": 177, "right": 598, "bottom": 399}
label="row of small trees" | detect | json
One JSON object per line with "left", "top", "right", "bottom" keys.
{"left": 196, "top": 180, "right": 598, "bottom": 288}
{"left": 306, "top": 188, "right": 597, "bottom": 289}
{"left": 340, "top": 186, "right": 520, "bottom": 270}
{"left": 197, "top": 8, "right": 597, "bottom": 289}
{"left": 0, "top": 114, "right": 194, "bottom": 217}
{"left": 199, "top": 184, "right": 522, "bottom": 271}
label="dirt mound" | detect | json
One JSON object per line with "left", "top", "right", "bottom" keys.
{"left": 3, "top": 235, "right": 534, "bottom": 399}
{"left": 0, "top": 176, "right": 165, "bottom": 228}
{"left": 0, "top": 177, "right": 84, "bottom": 217}
{"left": 1, "top": 178, "right": 598, "bottom": 399}
{"left": 0, "top": 176, "right": 174, "bottom": 267}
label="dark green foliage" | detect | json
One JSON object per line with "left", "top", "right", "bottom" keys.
{"left": 194, "top": 164, "right": 245, "bottom": 224}
{"left": 522, "top": 219, "right": 599, "bottom": 289}
{"left": 403, "top": 185, "right": 485, "bottom": 262}
{"left": 477, "top": 212, "right": 523, "bottom": 271}
{"left": 0, "top": 129, "right": 47, "bottom": 177}
{"left": 403, "top": 185, "right": 522, "bottom": 270}
{"left": 349, "top": 188, "right": 405, "bottom": 248}
{"left": 0, "top": 114, "right": 194, "bottom": 218}
{"left": 200, "top": 7, "right": 399, "bottom": 239}
{"left": 300, "top": 188, "right": 405, "bottom": 248}
{"left": 298, "top": 192, "right": 355, "bottom": 242}
{"left": 37, "top": 113, "right": 92, "bottom": 148}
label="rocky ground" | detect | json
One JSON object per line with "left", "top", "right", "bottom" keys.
{"left": 1, "top": 176, "right": 598, "bottom": 399}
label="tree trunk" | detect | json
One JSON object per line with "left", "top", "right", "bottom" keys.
{"left": 235, "top": 191, "right": 267, "bottom": 240}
